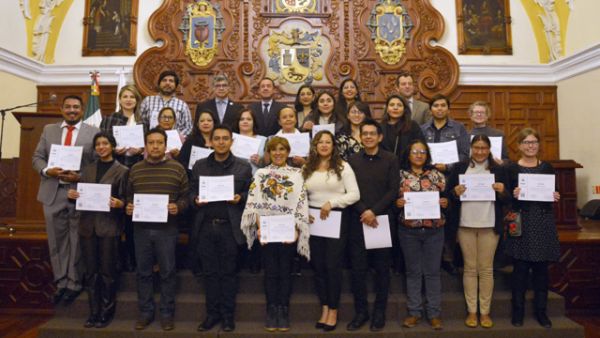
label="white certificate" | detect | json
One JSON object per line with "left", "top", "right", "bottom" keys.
{"left": 312, "top": 124, "right": 336, "bottom": 137}
{"left": 260, "top": 214, "right": 296, "bottom": 243}
{"left": 198, "top": 175, "right": 234, "bottom": 202}
{"left": 459, "top": 174, "right": 496, "bottom": 201}
{"left": 149, "top": 110, "right": 159, "bottom": 129}
{"left": 188, "top": 146, "right": 213, "bottom": 170}
{"left": 404, "top": 191, "right": 441, "bottom": 220}
{"left": 309, "top": 208, "right": 342, "bottom": 239}
{"left": 76, "top": 183, "right": 111, "bottom": 212}
{"left": 428, "top": 141, "right": 459, "bottom": 164}
{"left": 48, "top": 144, "right": 83, "bottom": 171}
{"left": 470, "top": 135, "right": 503, "bottom": 159}
{"left": 280, "top": 133, "right": 310, "bottom": 157}
{"left": 362, "top": 215, "right": 392, "bottom": 250}
{"left": 232, "top": 133, "right": 262, "bottom": 159}
{"left": 165, "top": 130, "right": 183, "bottom": 151}
{"left": 518, "top": 174, "right": 555, "bottom": 202}
{"left": 132, "top": 194, "right": 169, "bottom": 223}
{"left": 113, "top": 125, "right": 145, "bottom": 148}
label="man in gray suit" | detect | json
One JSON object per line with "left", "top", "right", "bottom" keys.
{"left": 32, "top": 95, "right": 99, "bottom": 304}
{"left": 397, "top": 71, "right": 431, "bottom": 125}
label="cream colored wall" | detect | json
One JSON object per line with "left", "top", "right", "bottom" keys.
{"left": 432, "top": 0, "right": 539, "bottom": 64}
{"left": 564, "top": 1, "right": 600, "bottom": 56}
{"left": 0, "top": 72, "right": 37, "bottom": 159}
{"left": 557, "top": 67, "right": 600, "bottom": 207}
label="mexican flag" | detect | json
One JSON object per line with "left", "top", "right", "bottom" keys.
{"left": 84, "top": 71, "right": 102, "bottom": 128}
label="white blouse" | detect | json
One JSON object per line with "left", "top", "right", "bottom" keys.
{"left": 304, "top": 161, "right": 360, "bottom": 209}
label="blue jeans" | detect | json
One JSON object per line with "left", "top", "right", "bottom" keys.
{"left": 398, "top": 226, "right": 444, "bottom": 319}
{"left": 134, "top": 227, "right": 178, "bottom": 318}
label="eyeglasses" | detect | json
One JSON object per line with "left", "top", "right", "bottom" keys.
{"left": 159, "top": 116, "right": 174, "bottom": 121}
{"left": 410, "top": 149, "right": 428, "bottom": 155}
{"left": 520, "top": 140, "right": 539, "bottom": 146}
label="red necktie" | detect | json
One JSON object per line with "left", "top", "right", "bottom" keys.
{"left": 64, "top": 126, "right": 75, "bottom": 146}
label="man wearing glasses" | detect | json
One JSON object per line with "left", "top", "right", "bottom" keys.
{"left": 195, "top": 75, "right": 244, "bottom": 129}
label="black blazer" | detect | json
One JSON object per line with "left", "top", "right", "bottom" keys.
{"left": 447, "top": 161, "right": 510, "bottom": 234}
{"left": 249, "top": 100, "right": 287, "bottom": 137}
{"left": 195, "top": 98, "right": 244, "bottom": 129}
{"left": 381, "top": 120, "right": 425, "bottom": 160}
{"left": 189, "top": 154, "right": 253, "bottom": 245}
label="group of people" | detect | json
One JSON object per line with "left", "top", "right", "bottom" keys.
{"left": 33, "top": 70, "right": 560, "bottom": 333}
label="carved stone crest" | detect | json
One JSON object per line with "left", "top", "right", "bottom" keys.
{"left": 179, "top": 1, "right": 225, "bottom": 67}
{"left": 367, "top": 0, "right": 413, "bottom": 65}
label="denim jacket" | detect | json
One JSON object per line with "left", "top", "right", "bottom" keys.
{"left": 421, "top": 118, "right": 470, "bottom": 169}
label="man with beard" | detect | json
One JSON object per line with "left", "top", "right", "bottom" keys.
{"left": 33, "top": 95, "right": 100, "bottom": 305}
{"left": 140, "top": 70, "right": 193, "bottom": 136}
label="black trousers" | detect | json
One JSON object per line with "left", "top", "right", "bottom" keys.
{"left": 198, "top": 219, "right": 239, "bottom": 318}
{"left": 310, "top": 209, "right": 349, "bottom": 309}
{"left": 81, "top": 235, "right": 118, "bottom": 288}
{"left": 263, "top": 243, "right": 296, "bottom": 306}
{"left": 512, "top": 259, "right": 550, "bottom": 311}
{"left": 347, "top": 212, "right": 391, "bottom": 315}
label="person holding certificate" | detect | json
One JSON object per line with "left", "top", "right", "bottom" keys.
{"left": 303, "top": 131, "right": 360, "bottom": 331}
{"left": 293, "top": 84, "right": 315, "bottom": 129}
{"left": 346, "top": 120, "right": 399, "bottom": 332}
{"left": 126, "top": 128, "right": 189, "bottom": 331}
{"left": 505, "top": 128, "right": 560, "bottom": 329}
{"left": 189, "top": 126, "right": 252, "bottom": 332}
{"left": 100, "top": 84, "right": 145, "bottom": 273}
{"left": 266, "top": 107, "right": 307, "bottom": 167}
{"left": 395, "top": 139, "right": 448, "bottom": 330}
{"left": 468, "top": 101, "right": 509, "bottom": 162}
{"left": 178, "top": 111, "right": 215, "bottom": 176}
{"left": 447, "top": 135, "right": 510, "bottom": 329}
{"left": 380, "top": 94, "right": 425, "bottom": 161}
{"left": 241, "top": 137, "right": 310, "bottom": 332}
{"left": 155, "top": 107, "right": 185, "bottom": 160}
{"left": 336, "top": 101, "right": 371, "bottom": 160}
{"left": 421, "top": 94, "right": 470, "bottom": 276}
{"left": 302, "top": 91, "right": 346, "bottom": 134}
{"left": 66, "top": 131, "right": 128, "bottom": 328}
{"left": 33, "top": 95, "right": 99, "bottom": 306}
{"left": 232, "top": 108, "right": 267, "bottom": 174}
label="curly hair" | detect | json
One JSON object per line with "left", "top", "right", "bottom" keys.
{"left": 302, "top": 130, "right": 344, "bottom": 180}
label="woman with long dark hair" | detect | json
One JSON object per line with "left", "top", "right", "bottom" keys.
{"left": 336, "top": 101, "right": 372, "bottom": 160}
{"left": 303, "top": 91, "right": 346, "bottom": 134}
{"left": 336, "top": 79, "right": 361, "bottom": 117}
{"left": 447, "top": 135, "right": 510, "bottom": 328}
{"left": 67, "top": 132, "right": 128, "bottom": 328}
{"left": 232, "top": 108, "right": 267, "bottom": 174}
{"left": 294, "top": 85, "right": 315, "bottom": 129}
{"left": 178, "top": 110, "right": 215, "bottom": 173}
{"left": 303, "top": 130, "right": 359, "bottom": 331}
{"left": 381, "top": 95, "right": 424, "bottom": 160}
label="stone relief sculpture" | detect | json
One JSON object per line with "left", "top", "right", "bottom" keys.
{"left": 31, "top": 0, "right": 65, "bottom": 62}
{"left": 534, "top": 0, "right": 562, "bottom": 61}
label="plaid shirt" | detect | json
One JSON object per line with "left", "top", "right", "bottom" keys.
{"left": 100, "top": 112, "right": 146, "bottom": 167}
{"left": 140, "top": 95, "right": 193, "bottom": 136}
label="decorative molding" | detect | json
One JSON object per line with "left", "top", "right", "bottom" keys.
{"left": 1, "top": 43, "right": 599, "bottom": 86}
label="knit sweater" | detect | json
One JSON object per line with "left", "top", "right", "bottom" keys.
{"left": 127, "top": 158, "right": 189, "bottom": 230}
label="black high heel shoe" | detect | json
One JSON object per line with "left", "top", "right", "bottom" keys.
{"left": 322, "top": 323, "right": 337, "bottom": 331}
{"left": 315, "top": 321, "right": 325, "bottom": 329}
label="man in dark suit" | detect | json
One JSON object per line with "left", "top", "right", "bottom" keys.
{"left": 195, "top": 75, "right": 243, "bottom": 129}
{"left": 32, "top": 95, "right": 99, "bottom": 305}
{"left": 190, "top": 125, "right": 252, "bottom": 332}
{"left": 397, "top": 71, "right": 431, "bottom": 125}
{"left": 249, "top": 78, "right": 287, "bottom": 136}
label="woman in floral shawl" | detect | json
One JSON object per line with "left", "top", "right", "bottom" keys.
{"left": 241, "top": 136, "right": 310, "bottom": 332}
{"left": 395, "top": 139, "right": 448, "bottom": 330}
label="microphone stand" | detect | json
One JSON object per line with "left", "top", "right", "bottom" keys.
{"left": 0, "top": 98, "right": 55, "bottom": 159}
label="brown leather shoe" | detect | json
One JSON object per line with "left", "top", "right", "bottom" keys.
{"left": 402, "top": 316, "right": 420, "bottom": 328}
{"left": 134, "top": 316, "right": 153, "bottom": 330}
{"left": 160, "top": 316, "right": 175, "bottom": 331}
{"left": 480, "top": 314, "right": 494, "bottom": 328}
{"left": 465, "top": 313, "right": 478, "bottom": 328}
{"left": 430, "top": 317, "right": 443, "bottom": 330}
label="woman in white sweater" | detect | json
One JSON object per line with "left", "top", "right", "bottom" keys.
{"left": 302, "top": 130, "right": 360, "bottom": 331}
